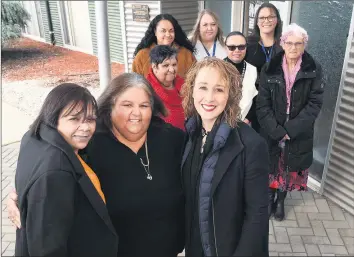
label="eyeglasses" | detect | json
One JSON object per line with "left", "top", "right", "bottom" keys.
{"left": 258, "top": 15, "right": 277, "bottom": 23}
{"left": 284, "top": 41, "right": 304, "bottom": 48}
{"left": 226, "top": 44, "right": 246, "bottom": 51}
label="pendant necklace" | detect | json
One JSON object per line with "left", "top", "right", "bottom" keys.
{"left": 140, "top": 139, "right": 152, "bottom": 180}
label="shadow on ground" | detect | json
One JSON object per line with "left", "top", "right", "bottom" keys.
{"left": 1, "top": 48, "right": 61, "bottom": 63}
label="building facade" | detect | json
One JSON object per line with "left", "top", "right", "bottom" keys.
{"left": 22, "top": 1, "right": 354, "bottom": 215}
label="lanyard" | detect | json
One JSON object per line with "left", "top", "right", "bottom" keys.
{"left": 202, "top": 40, "right": 216, "bottom": 57}
{"left": 261, "top": 42, "right": 273, "bottom": 63}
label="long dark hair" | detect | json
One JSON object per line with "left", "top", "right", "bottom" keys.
{"left": 133, "top": 14, "right": 195, "bottom": 57}
{"left": 30, "top": 83, "right": 98, "bottom": 139}
{"left": 248, "top": 3, "right": 283, "bottom": 44}
{"left": 97, "top": 73, "right": 168, "bottom": 130}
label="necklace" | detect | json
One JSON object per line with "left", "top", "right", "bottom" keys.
{"left": 140, "top": 139, "right": 152, "bottom": 180}
{"left": 201, "top": 127, "right": 209, "bottom": 137}
{"left": 240, "top": 61, "right": 246, "bottom": 80}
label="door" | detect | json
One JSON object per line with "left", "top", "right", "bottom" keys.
{"left": 291, "top": 1, "right": 353, "bottom": 183}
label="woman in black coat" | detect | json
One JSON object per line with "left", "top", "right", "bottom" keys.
{"left": 181, "top": 58, "right": 270, "bottom": 256}
{"left": 256, "top": 24, "right": 325, "bottom": 221}
{"left": 14, "top": 84, "right": 118, "bottom": 256}
{"left": 245, "top": 3, "right": 283, "bottom": 132}
{"left": 9, "top": 74, "right": 185, "bottom": 257}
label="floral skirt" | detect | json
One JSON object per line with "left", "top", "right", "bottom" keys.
{"left": 269, "top": 151, "right": 309, "bottom": 192}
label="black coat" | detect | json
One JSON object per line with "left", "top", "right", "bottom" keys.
{"left": 183, "top": 121, "right": 270, "bottom": 256}
{"left": 15, "top": 124, "right": 118, "bottom": 257}
{"left": 256, "top": 50, "right": 325, "bottom": 174}
{"left": 245, "top": 38, "right": 283, "bottom": 132}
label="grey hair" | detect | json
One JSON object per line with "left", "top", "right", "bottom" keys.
{"left": 97, "top": 72, "right": 168, "bottom": 129}
{"left": 280, "top": 23, "right": 309, "bottom": 47}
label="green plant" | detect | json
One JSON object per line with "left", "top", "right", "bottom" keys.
{"left": 1, "top": 1, "right": 30, "bottom": 44}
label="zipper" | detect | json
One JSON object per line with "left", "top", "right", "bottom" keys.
{"left": 212, "top": 198, "right": 219, "bottom": 257}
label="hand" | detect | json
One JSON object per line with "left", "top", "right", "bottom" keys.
{"left": 244, "top": 119, "right": 250, "bottom": 125}
{"left": 7, "top": 189, "right": 21, "bottom": 229}
{"left": 283, "top": 134, "right": 290, "bottom": 141}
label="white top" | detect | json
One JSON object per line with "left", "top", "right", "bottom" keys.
{"left": 194, "top": 40, "right": 227, "bottom": 61}
{"left": 240, "top": 61, "right": 258, "bottom": 121}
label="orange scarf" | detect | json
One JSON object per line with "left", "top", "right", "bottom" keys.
{"left": 77, "top": 155, "right": 106, "bottom": 204}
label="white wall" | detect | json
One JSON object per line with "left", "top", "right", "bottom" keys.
{"left": 66, "top": 1, "right": 93, "bottom": 53}
{"left": 22, "top": 1, "right": 42, "bottom": 38}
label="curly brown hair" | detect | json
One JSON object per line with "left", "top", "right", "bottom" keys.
{"left": 181, "top": 57, "right": 242, "bottom": 128}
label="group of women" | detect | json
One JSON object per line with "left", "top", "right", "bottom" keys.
{"left": 7, "top": 2, "right": 324, "bottom": 257}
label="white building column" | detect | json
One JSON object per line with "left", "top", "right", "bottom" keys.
{"left": 95, "top": 1, "right": 111, "bottom": 91}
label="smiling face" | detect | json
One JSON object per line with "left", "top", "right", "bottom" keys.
{"left": 152, "top": 56, "right": 178, "bottom": 87}
{"left": 199, "top": 13, "right": 218, "bottom": 43}
{"left": 226, "top": 35, "right": 247, "bottom": 63}
{"left": 155, "top": 20, "right": 175, "bottom": 46}
{"left": 257, "top": 7, "right": 278, "bottom": 35}
{"left": 193, "top": 67, "right": 229, "bottom": 130}
{"left": 111, "top": 86, "right": 152, "bottom": 142}
{"left": 57, "top": 102, "right": 96, "bottom": 153}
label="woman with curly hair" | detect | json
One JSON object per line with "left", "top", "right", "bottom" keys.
{"left": 181, "top": 58, "right": 269, "bottom": 256}
{"left": 132, "top": 14, "right": 196, "bottom": 78}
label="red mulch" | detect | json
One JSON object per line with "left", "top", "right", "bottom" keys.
{"left": 1, "top": 37, "right": 125, "bottom": 86}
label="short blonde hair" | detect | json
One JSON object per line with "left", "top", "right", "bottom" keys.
{"left": 181, "top": 58, "right": 242, "bottom": 128}
{"left": 189, "top": 9, "right": 225, "bottom": 47}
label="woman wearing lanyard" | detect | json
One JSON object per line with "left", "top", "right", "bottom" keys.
{"left": 189, "top": 9, "right": 227, "bottom": 61}
{"left": 245, "top": 3, "right": 283, "bottom": 132}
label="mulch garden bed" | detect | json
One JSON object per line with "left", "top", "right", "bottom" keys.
{"left": 1, "top": 37, "right": 125, "bottom": 87}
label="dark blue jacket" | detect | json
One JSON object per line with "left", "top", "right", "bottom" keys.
{"left": 182, "top": 117, "right": 270, "bottom": 256}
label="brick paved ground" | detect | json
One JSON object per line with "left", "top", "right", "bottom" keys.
{"left": 2, "top": 142, "right": 354, "bottom": 256}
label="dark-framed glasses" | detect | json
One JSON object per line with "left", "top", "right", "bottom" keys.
{"left": 226, "top": 44, "right": 247, "bottom": 51}
{"left": 258, "top": 15, "right": 277, "bottom": 22}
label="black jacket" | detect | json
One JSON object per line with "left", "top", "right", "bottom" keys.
{"left": 256, "top": 50, "right": 325, "bottom": 173}
{"left": 183, "top": 120, "right": 270, "bottom": 256}
{"left": 15, "top": 124, "right": 118, "bottom": 257}
{"left": 245, "top": 38, "right": 283, "bottom": 132}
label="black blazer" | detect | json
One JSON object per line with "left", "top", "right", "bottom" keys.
{"left": 15, "top": 124, "right": 118, "bottom": 257}
{"left": 183, "top": 122, "right": 270, "bottom": 256}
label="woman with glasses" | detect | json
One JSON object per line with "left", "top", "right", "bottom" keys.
{"left": 224, "top": 31, "right": 258, "bottom": 123}
{"left": 257, "top": 24, "right": 324, "bottom": 221}
{"left": 132, "top": 14, "right": 196, "bottom": 78}
{"left": 189, "top": 9, "right": 227, "bottom": 61}
{"left": 245, "top": 3, "right": 283, "bottom": 132}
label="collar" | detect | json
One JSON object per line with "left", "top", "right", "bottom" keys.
{"left": 264, "top": 50, "right": 317, "bottom": 76}
{"left": 185, "top": 116, "right": 232, "bottom": 152}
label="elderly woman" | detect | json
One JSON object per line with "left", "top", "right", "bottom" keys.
{"left": 8, "top": 73, "right": 186, "bottom": 257}
{"left": 224, "top": 31, "right": 258, "bottom": 123}
{"left": 189, "top": 9, "right": 227, "bottom": 61}
{"left": 133, "top": 14, "right": 196, "bottom": 78}
{"left": 146, "top": 45, "right": 185, "bottom": 130}
{"left": 181, "top": 58, "right": 269, "bottom": 256}
{"left": 257, "top": 23, "right": 324, "bottom": 221}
